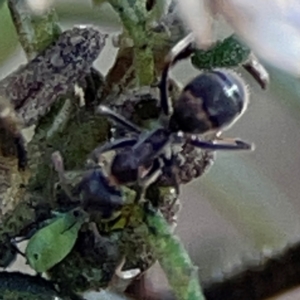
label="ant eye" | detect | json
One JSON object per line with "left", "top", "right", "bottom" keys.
{"left": 33, "top": 253, "right": 39, "bottom": 260}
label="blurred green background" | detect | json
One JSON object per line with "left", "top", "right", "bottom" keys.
{"left": 1, "top": 1, "right": 300, "bottom": 299}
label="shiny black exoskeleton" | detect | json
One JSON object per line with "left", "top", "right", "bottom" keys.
{"left": 76, "top": 168, "right": 124, "bottom": 219}
{"left": 168, "top": 70, "right": 248, "bottom": 134}
{"left": 93, "top": 34, "right": 253, "bottom": 191}
{"left": 51, "top": 151, "right": 124, "bottom": 220}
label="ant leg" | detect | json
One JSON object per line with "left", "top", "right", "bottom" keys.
{"left": 158, "top": 63, "right": 172, "bottom": 117}
{"left": 189, "top": 137, "right": 254, "bottom": 151}
{"left": 161, "top": 155, "right": 180, "bottom": 195}
{"left": 159, "top": 33, "right": 195, "bottom": 116}
{"left": 243, "top": 52, "right": 270, "bottom": 90}
{"left": 114, "top": 257, "right": 140, "bottom": 280}
{"left": 97, "top": 105, "right": 142, "bottom": 134}
{"left": 89, "top": 222, "right": 103, "bottom": 245}
{"left": 14, "top": 135, "right": 27, "bottom": 170}
{"left": 88, "top": 137, "right": 138, "bottom": 163}
{"left": 172, "top": 133, "right": 253, "bottom": 150}
{"left": 109, "top": 256, "right": 141, "bottom": 293}
{"left": 10, "top": 241, "right": 26, "bottom": 257}
{"left": 167, "top": 33, "right": 195, "bottom": 66}
{"left": 138, "top": 166, "right": 162, "bottom": 189}
{"left": 132, "top": 128, "right": 170, "bottom": 160}
{"left": 51, "top": 151, "right": 74, "bottom": 201}
{"left": 135, "top": 159, "right": 163, "bottom": 202}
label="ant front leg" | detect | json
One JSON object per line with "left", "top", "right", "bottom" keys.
{"left": 159, "top": 33, "right": 195, "bottom": 117}
{"left": 137, "top": 163, "right": 163, "bottom": 190}
{"left": 51, "top": 151, "right": 75, "bottom": 201}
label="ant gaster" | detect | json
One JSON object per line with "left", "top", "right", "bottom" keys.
{"left": 92, "top": 33, "right": 253, "bottom": 194}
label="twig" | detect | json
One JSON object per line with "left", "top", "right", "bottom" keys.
{"left": 145, "top": 204, "right": 205, "bottom": 300}
{"left": 7, "top": 0, "right": 61, "bottom": 59}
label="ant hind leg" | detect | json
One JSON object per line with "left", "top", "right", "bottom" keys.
{"left": 189, "top": 137, "right": 254, "bottom": 151}
{"left": 51, "top": 151, "right": 75, "bottom": 201}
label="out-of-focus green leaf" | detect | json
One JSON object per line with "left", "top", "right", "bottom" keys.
{"left": 270, "top": 67, "right": 300, "bottom": 119}
{"left": 203, "top": 155, "right": 298, "bottom": 250}
{"left": 55, "top": 1, "right": 120, "bottom": 28}
{"left": 146, "top": 0, "right": 166, "bottom": 23}
{"left": 7, "top": 0, "right": 62, "bottom": 59}
{"left": 191, "top": 35, "right": 251, "bottom": 70}
{"left": 92, "top": 0, "right": 107, "bottom": 5}
{"left": 0, "top": 2, "right": 18, "bottom": 65}
{"left": 0, "top": 0, "right": 6, "bottom": 9}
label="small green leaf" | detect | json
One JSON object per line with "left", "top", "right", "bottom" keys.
{"left": 191, "top": 35, "right": 251, "bottom": 70}
{"left": 25, "top": 208, "right": 88, "bottom": 273}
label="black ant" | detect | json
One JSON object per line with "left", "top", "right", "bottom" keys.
{"left": 91, "top": 34, "right": 253, "bottom": 194}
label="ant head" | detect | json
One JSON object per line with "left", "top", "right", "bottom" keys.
{"left": 159, "top": 34, "right": 249, "bottom": 135}
{"left": 169, "top": 69, "right": 249, "bottom": 134}
{"left": 110, "top": 149, "right": 139, "bottom": 185}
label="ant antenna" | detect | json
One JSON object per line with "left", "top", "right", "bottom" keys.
{"left": 159, "top": 33, "right": 195, "bottom": 116}
{"left": 97, "top": 105, "right": 142, "bottom": 134}
{"left": 51, "top": 151, "right": 74, "bottom": 201}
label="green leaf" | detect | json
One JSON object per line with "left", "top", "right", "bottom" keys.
{"left": 25, "top": 208, "right": 88, "bottom": 273}
{"left": 0, "top": 0, "right": 5, "bottom": 9}
{"left": 0, "top": 2, "right": 18, "bottom": 64}
{"left": 191, "top": 35, "right": 251, "bottom": 70}
{"left": 92, "top": 0, "right": 107, "bottom": 6}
